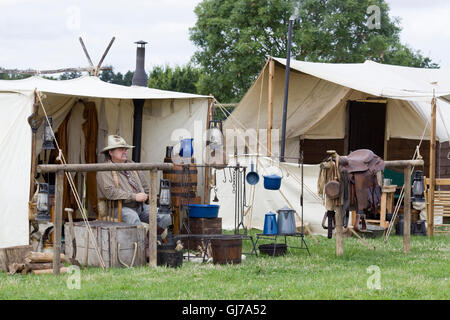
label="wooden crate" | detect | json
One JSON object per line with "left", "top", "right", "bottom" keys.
{"left": 187, "top": 217, "right": 222, "bottom": 234}
{"left": 181, "top": 217, "right": 222, "bottom": 249}
{"left": 0, "top": 245, "right": 32, "bottom": 272}
{"left": 64, "top": 221, "right": 146, "bottom": 268}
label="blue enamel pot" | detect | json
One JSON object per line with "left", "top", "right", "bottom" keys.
{"left": 263, "top": 174, "right": 282, "bottom": 190}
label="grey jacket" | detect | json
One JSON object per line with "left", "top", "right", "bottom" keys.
{"left": 97, "top": 160, "right": 150, "bottom": 207}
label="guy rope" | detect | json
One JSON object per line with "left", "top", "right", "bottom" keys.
{"left": 36, "top": 91, "right": 107, "bottom": 270}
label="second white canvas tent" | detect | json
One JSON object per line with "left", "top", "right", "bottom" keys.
{"left": 216, "top": 57, "right": 450, "bottom": 233}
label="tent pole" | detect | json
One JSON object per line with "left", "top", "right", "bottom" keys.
{"left": 428, "top": 96, "right": 436, "bottom": 236}
{"left": 280, "top": 18, "right": 294, "bottom": 162}
{"left": 267, "top": 58, "right": 275, "bottom": 157}
{"left": 29, "top": 92, "right": 39, "bottom": 201}
{"left": 203, "top": 97, "right": 213, "bottom": 204}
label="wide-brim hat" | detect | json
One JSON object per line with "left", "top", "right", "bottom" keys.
{"left": 101, "top": 135, "right": 135, "bottom": 153}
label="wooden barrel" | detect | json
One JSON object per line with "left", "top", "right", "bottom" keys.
{"left": 163, "top": 157, "right": 198, "bottom": 197}
{"left": 163, "top": 155, "right": 199, "bottom": 234}
{"left": 211, "top": 237, "right": 242, "bottom": 265}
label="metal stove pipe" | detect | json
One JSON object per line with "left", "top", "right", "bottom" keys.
{"left": 131, "top": 40, "right": 148, "bottom": 162}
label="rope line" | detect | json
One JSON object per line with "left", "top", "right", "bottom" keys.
{"left": 36, "top": 91, "right": 106, "bottom": 270}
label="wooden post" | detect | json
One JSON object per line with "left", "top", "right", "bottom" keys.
{"left": 53, "top": 170, "right": 64, "bottom": 274}
{"left": 29, "top": 92, "right": 40, "bottom": 200}
{"left": 428, "top": 97, "right": 436, "bottom": 236}
{"left": 204, "top": 98, "right": 213, "bottom": 204}
{"left": 404, "top": 166, "right": 411, "bottom": 253}
{"left": 267, "top": 59, "right": 275, "bottom": 157}
{"left": 148, "top": 169, "right": 158, "bottom": 267}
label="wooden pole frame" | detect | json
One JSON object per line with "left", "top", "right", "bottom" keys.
{"left": 331, "top": 159, "right": 423, "bottom": 256}
{"left": 149, "top": 169, "right": 158, "bottom": 267}
{"left": 38, "top": 162, "right": 173, "bottom": 272}
{"left": 403, "top": 165, "right": 411, "bottom": 253}
{"left": 53, "top": 170, "right": 64, "bottom": 274}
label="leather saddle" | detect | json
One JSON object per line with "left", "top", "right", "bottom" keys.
{"left": 339, "top": 149, "right": 384, "bottom": 174}
{"left": 339, "top": 149, "right": 385, "bottom": 231}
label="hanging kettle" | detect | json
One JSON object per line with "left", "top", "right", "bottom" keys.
{"left": 277, "top": 206, "right": 296, "bottom": 235}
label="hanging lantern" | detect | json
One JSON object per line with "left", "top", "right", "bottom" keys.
{"left": 159, "top": 179, "right": 171, "bottom": 207}
{"left": 157, "top": 179, "right": 172, "bottom": 229}
{"left": 207, "top": 120, "right": 223, "bottom": 150}
{"left": 42, "top": 116, "right": 55, "bottom": 150}
{"left": 36, "top": 183, "right": 50, "bottom": 221}
{"left": 412, "top": 170, "right": 425, "bottom": 202}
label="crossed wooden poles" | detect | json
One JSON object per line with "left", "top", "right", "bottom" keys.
{"left": 1, "top": 37, "right": 115, "bottom": 76}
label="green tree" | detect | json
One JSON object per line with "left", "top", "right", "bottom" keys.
{"left": 59, "top": 71, "right": 82, "bottom": 80}
{"left": 147, "top": 64, "right": 200, "bottom": 94}
{"left": 99, "top": 69, "right": 134, "bottom": 86}
{"left": 0, "top": 69, "right": 31, "bottom": 80}
{"left": 190, "top": 0, "right": 438, "bottom": 103}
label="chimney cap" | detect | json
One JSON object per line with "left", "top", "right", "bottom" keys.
{"left": 134, "top": 40, "right": 148, "bottom": 47}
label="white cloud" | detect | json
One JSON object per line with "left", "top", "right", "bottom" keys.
{"left": 386, "top": 0, "right": 450, "bottom": 67}
{"left": 1, "top": 0, "right": 448, "bottom": 74}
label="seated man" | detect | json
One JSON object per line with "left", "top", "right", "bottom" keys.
{"left": 97, "top": 135, "right": 151, "bottom": 225}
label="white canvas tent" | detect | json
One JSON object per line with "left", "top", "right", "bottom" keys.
{"left": 216, "top": 57, "right": 450, "bottom": 234}
{"left": 0, "top": 75, "right": 211, "bottom": 248}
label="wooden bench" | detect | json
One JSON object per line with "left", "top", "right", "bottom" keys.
{"left": 424, "top": 177, "right": 450, "bottom": 235}
{"left": 365, "top": 185, "right": 397, "bottom": 229}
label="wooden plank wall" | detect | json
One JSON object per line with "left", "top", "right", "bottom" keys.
{"left": 300, "top": 139, "right": 345, "bottom": 164}
{"left": 300, "top": 138, "right": 449, "bottom": 180}
{"left": 301, "top": 138, "right": 449, "bottom": 224}
{"left": 386, "top": 138, "right": 430, "bottom": 174}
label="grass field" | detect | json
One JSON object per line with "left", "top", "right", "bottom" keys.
{"left": 0, "top": 232, "right": 448, "bottom": 300}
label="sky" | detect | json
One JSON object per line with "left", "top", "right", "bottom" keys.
{"left": 0, "top": 0, "right": 449, "bottom": 75}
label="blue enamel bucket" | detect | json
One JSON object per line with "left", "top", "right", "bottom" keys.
{"left": 263, "top": 174, "right": 282, "bottom": 190}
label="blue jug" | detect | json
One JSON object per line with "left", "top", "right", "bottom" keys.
{"left": 263, "top": 212, "right": 278, "bottom": 235}
{"left": 179, "top": 138, "right": 194, "bottom": 157}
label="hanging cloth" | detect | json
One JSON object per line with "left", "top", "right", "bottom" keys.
{"left": 82, "top": 101, "right": 99, "bottom": 215}
{"left": 97, "top": 98, "right": 108, "bottom": 163}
